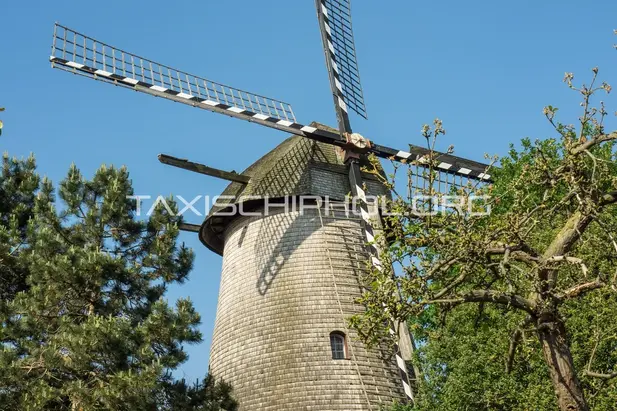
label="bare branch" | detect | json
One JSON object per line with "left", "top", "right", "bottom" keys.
{"left": 432, "top": 271, "right": 468, "bottom": 300}
{"left": 570, "top": 131, "right": 617, "bottom": 155}
{"left": 425, "top": 257, "right": 460, "bottom": 280}
{"left": 485, "top": 246, "right": 521, "bottom": 255}
{"left": 585, "top": 333, "right": 617, "bottom": 381}
{"left": 558, "top": 279, "right": 606, "bottom": 300}
{"left": 428, "top": 290, "right": 536, "bottom": 314}
{"left": 583, "top": 370, "right": 617, "bottom": 380}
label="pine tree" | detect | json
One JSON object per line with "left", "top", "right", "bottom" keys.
{"left": 0, "top": 156, "right": 237, "bottom": 410}
{"left": 0, "top": 153, "right": 39, "bottom": 301}
{"left": 153, "top": 374, "right": 238, "bottom": 411}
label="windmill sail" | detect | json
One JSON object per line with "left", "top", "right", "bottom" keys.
{"left": 49, "top": 23, "right": 492, "bottom": 183}
{"left": 50, "top": 24, "right": 296, "bottom": 123}
{"left": 316, "top": 0, "right": 367, "bottom": 133}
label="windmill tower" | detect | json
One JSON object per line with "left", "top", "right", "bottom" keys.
{"left": 48, "top": 1, "right": 492, "bottom": 409}
{"left": 200, "top": 134, "right": 408, "bottom": 409}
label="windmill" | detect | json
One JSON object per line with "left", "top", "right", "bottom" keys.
{"left": 49, "top": 1, "right": 492, "bottom": 408}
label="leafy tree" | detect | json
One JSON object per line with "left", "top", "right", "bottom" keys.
{"left": 356, "top": 67, "right": 617, "bottom": 411}
{"left": 395, "top": 292, "right": 617, "bottom": 410}
{"left": 0, "top": 156, "right": 237, "bottom": 410}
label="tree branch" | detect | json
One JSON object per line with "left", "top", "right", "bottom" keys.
{"left": 585, "top": 333, "right": 617, "bottom": 381}
{"left": 543, "top": 212, "right": 594, "bottom": 260}
{"left": 485, "top": 246, "right": 539, "bottom": 263}
{"left": 428, "top": 290, "right": 536, "bottom": 314}
{"left": 432, "top": 271, "right": 468, "bottom": 299}
{"left": 584, "top": 370, "right": 617, "bottom": 380}
{"left": 506, "top": 316, "right": 533, "bottom": 374}
{"left": 570, "top": 131, "right": 617, "bottom": 155}
{"left": 558, "top": 279, "right": 606, "bottom": 300}
{"left": 506, "top": 329, "right": 522, "bottom": 374}
{"left": 425, "top": 256, "right": 460, "bottom": 280}
{"left": 539, "top": 211, "right": 595, "bottom": 293}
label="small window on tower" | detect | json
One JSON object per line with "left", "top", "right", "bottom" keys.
{"left": 330, "top": 331, "right": 347, "bottom": 360}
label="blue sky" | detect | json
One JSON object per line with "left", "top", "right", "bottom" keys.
{"left": 2, "top": 0, "right": 616, "bottom": 381}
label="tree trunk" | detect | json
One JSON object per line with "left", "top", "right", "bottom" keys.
{"left": 537, "top": 316, "right": 589, "bottom": 411}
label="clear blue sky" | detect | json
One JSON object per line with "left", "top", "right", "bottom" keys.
{"left": 2, "top": 0, "right": 616, "bottom": 381}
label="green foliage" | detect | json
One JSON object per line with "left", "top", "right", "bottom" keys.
{"left": 154, "top": 374, "right": 238, "bottom": 411}
{"left": 360, "top": 68, "right": 617, "bottom": 410}
{"left": 0, "top": 154, "right": 237, "bottom": 410}
{"left": 385, "top": 295, "right": 617, "bottom": 410}
{"left": 0, "top": 153, "right": 39, "bottom": 302}
{"left": 397, "top": 306, "right": 556, "bottom": 410}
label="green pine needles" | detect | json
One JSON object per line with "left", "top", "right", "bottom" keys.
{"left": 0, "top": 153, "right": 237, "bottom": 411}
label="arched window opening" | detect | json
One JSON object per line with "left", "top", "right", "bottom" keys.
{"left": 330, "top": 331, "right": 347, "bottom": 360}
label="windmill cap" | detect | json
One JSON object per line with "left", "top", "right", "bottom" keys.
{"left": 199, "top": 124, "right": 386, "bottom": 255}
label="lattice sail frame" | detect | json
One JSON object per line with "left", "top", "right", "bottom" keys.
{"left": 50, "top": 24, "right": 296, "bottom": 123}
{"left": 409, "top": 163, "right": 489, "bottom": 198}
{"left": 48, "top": 24, "right": 492, "bottom": 184}
{"left": 318, "top": 0, "right": 367, "bottom": 119}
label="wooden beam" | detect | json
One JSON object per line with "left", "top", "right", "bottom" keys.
{"left": 158, "top": 154, "right": 250, "bottom": 184}
{"left": 179, "top": 223, "right": 201, "bottom": 233}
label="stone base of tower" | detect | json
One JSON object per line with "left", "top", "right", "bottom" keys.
{"left": 209, "top": 207, "right": 407, "bottom": 410}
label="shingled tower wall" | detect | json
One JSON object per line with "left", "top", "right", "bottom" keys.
{"left": 200, "top": 133, "right": 407, "bottom": 410}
